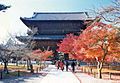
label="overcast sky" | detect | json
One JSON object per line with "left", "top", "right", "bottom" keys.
{"left": 0, "top": 0, "right": 112, "bottom": 43}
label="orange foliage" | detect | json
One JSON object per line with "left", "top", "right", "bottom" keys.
{"left": 57, "top": 34, "right": 78, "bottom": 55}
{"left": 57, "top": 22, "right": 120, "bottom": 62}
{"left": 32, "top": 49, "right": 53, "bottom": 60}
{"left": 42, "top": 50, "right": 53, "bottom": 60}
{"left": 74, "top": 22, "right": 120, "bottom": 62}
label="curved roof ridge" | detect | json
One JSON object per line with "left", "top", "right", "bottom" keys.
{"left": 33, "top": 12, "right": 87, "bottom": 14}
{"left": 20, "top": 11, "right": 93, "bottom": 21}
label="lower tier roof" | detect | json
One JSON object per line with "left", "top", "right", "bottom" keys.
{"left": 17, "top": 35, "right": 65, "bottom": 41}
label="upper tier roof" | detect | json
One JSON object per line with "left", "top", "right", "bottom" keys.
{"left": 21, "top": 12, "right": 92, "bottom": 20}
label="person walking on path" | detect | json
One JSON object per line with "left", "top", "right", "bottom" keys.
{"left": 59, "top": 60, "right": 64, "bottom": 71}
{"left": 55, "top": 60, "right": 60, "bottom": 70}
{"left": 71, "top": 61, "right": 76, "bottom": 72}
{"left": 65, "top": 60, "right": 69, "bottom": 71}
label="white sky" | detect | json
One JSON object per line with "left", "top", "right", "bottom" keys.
{"left": 0, "top": 0, "right": 112, "bottom": 43}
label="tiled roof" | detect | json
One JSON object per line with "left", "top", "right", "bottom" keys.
{"left": 17, "top": 35, "right": 65, "bottom": 41}
{"left": 21, "top": 12, "right": 91, "bottom": 20}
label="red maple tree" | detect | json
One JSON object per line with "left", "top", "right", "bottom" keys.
{"left": 74, "top": 22, "right": 120, "bottom": 78}
{"left": 57, "top": 22, "right": 120, "bottom": 79}
{"left": 57, "top": 34, "right": 79, "bottom": 59}
{"left": 32, "top": 49, "right": 53, "bottom": 60}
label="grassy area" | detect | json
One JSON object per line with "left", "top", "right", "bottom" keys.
{"left": 0, "top": 65, "right": 26, "bottom": 71}
{"left": 0, "top": 64, "right": 45, "bottom": 70}
{"left": 77, "top": 66, "right": 120, "bottom": 80}
{"left": 0, "top": 64, "right": 47, "bottom": 79}
{"left": 80, "top": 66, "right": 120, "bottom": 74}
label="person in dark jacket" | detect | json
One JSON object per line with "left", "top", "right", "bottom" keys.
{"left": 71, "top": 61, "right": 76, "bottom": 72}
{"left": 65, "top": 60, "right": 69, "bottom": 71}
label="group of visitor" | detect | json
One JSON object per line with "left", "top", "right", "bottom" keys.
{"left": 56, "top": 60, "right": 64, "bottom": 71}
{"left": 55, "top": 60, "right": 76, "bottom": 72}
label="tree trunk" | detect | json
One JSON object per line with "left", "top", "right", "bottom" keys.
{"left": 26, "top": 60, "right": 29, "bottom": 70}
{"left": 44, "top": 60, "right": 46, "bottom": 67}
{"left": 30, "top": 64, "right": 34, "bottom": 73}
{"left": 16, "top": 58, "right": 18, "bottom": 66}
{"left": 4, "top": 62, "right": 9, "bottom": 74}
{"left": 39, "top": 60, "right": 42, "bottom": 71}
{"left": 27, "top": 58, "right": 33, "bottom": 73}
{"left": 27, "top": 60, "right": 30, "bottom": 70}
{"left": 97, "top": 62, "right": 103, "bottom": 79}
{"left": 16, "top": 61, "right": 18, "bottom": 66}
{"left": 98, "top": 68, "right": 102, "bottom": 79}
